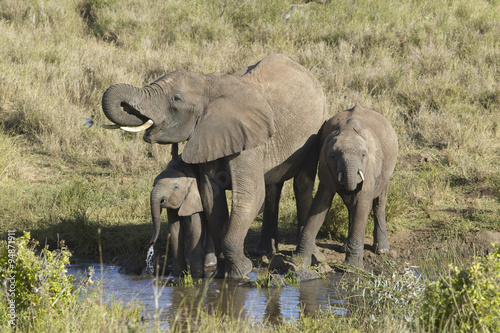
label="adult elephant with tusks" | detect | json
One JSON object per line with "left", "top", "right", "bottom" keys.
{"left": 101, "top": 54, "right": 327, "bottom": 279}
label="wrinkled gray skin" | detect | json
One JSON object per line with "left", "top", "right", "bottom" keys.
{"left": 102, "top": 54, "right": 326, "bottom": 279}
{"left": 150, "top": 158, "right": 216, "bottom": 277}
{"left": 295, "top": 106, "right": 398, "bottom": 269}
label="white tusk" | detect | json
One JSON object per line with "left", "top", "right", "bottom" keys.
{"left": 338, "top": 171, "right": 343, "bottom": 182}
{"left": 119, "top": 119, "right": 154, "bottom": 132}
{"left": 100, "top": 124, "right": 121, "bottom": 129}
{"left": 359, "top": 170, "right": 365, "bottom": 182}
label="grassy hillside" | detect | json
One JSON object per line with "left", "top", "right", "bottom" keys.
{"left": 1, "top": 0, "right": 499, "bottom": 259}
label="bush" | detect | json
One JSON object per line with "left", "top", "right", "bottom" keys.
{"left": 0, "top": 232, "right": 75, "bottom": 325}
{"left": 422, "top": 246, "right": 500, "bottom": 332}
{"left": 341, "top": 263, "right": 427, "bottom": 327}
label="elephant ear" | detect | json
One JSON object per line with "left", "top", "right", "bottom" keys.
{"left": 358, "top": 126, "right": 383, "bottom": 187}
{"left": 178, "top": 180, "right": 203, "bottom": 216}
{"left": 181, "top": 75, "right": 275, "bottom": 163}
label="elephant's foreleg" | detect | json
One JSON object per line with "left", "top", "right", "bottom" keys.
{"left": 167, "top": 209, "right": 185, "bottom": 276}
{"left": 184, "top": 214, "right": 205, "bottom": 277}
{"left": 372, "top": 184, "right": 390, "bottom": 254}
{"left": 294, "top": 183, "right": 334, "bottom": 266}
{"left": 343, "top": 195, "right": 372, "bottom": 269}
{"left": 204, "top": 228, "right": 217, "bottom": 267}
{"left": 223, "top": 151, "right": 265, "bottom": 279}
{"left": 253, "top": 182, "right": 283, "bottom": 256}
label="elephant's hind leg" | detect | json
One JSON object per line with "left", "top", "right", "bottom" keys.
{"left": 252, "top": 182, "right": 283, "bottom": 256}
{"left": 293, "top": 153, "right": 317, "bottom": 239}
{"left": 199, "top": 161, "right": 229, "bottom": 278}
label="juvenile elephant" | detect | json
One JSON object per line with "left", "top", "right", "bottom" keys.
{"left": 295, "top": 105, "right": 398, "bottom": 269}
{"left": 101, "top": 54, "right": 327, "bottom": 279}
{"left": 150, "top": 154, "right": 215, "bottom": 277}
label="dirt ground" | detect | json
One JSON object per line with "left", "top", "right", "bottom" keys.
{"left": 119, "top": 227, "right": 500, "bottom": 277}
{"left": 249, "top": 228, "right": 500, "bottom": 273}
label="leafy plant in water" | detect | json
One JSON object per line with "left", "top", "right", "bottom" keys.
{"left": 180, "top": 271, "right": 194, "bottom": 286}
{"left": 254, "top": 268, "right": 286, "bottom": 289}
{"left": 421, "top": 246, "right": 500, "bottom": 332}
{"left": 283, "top": 270, "right": 300, "bottom": 285}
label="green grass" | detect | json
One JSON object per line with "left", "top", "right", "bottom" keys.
{"left": 1, "top": 0, "right": 499, "bottom": 331}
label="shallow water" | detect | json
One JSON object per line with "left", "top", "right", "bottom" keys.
{"left": 67, "top": 264, "right": 347, "bottom": 326}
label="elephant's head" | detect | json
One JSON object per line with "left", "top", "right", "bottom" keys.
{"left": 149, "top": 160, "right": 203, "bottom": 245}
{"left": 101, "top": 70, "right": 275, "bottom": 163}
{"left": 320, "top": 117, "right": 381, "bottom": 192}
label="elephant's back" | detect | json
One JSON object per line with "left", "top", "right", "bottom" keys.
{"left": 237, "top": 54, "right": 327, "bottom": 174}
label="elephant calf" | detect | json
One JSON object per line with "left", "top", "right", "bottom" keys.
{"left": 150, "top": 158, "right": 215, "bottom": 277}
{"left": 295, "top": 105, "right": 398, "bottom": 269}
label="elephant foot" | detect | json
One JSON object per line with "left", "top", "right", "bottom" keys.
{"left": 225, "top": 256, "right": 253, "bottom": 280}
{"left": 311, "top": 248, "right": 326, "bottom": 265}
{"left": 344, "top": 252, "right": 364, "bottom": 270}
{"left": 373, "top": 242, "right": 390, "bottom": 255}
{"left": 339, "top": 242, "right": 347, "bottom": 253}
{"left": 208, "top": 259, "right": 227, "bottom": 279}
{"left": 204, "top": 252, "right": 217, "bottom": 267}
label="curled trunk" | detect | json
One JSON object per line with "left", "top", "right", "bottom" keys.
{"left": 102, "top": 83, "right": 148, "bottom": 126}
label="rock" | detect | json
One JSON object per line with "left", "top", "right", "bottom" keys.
{"left": 316, "top": 263, "right": 333, "bottom": 275}
{"left": 292, "top": 268, "right": 321, "bottom": 282}
{"left": 239, "top": 273, "right": 285, "bottom": 288}
{"left": 268, "top": 274, "right": 286, "bottom": 287}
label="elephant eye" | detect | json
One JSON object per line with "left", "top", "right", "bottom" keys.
{"left": 172, "top": 94, "right": 183, "bottom": 103}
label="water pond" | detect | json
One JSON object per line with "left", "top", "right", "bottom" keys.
{"left": 67, "top": 264, "right": 347, "bottom": 327}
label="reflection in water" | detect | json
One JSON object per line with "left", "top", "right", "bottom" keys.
{"left": 67, "top": 264, "right": 347, "bottom": 326}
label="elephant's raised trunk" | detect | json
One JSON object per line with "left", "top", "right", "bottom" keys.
{"left": 150, "top": 187, "right": 164, "bottom": 245}
{"left": 102, "top": 83, "right": 149, "bottom": 126}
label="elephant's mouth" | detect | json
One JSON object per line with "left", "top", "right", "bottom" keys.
{"left": 143, "top": 120, "right": 171, "bottom": 143}
{"left": 100, "top": 119, "right": 154, "bottom": 132}
{"left": 337, "top": 170, "right": 365, "bottom": 183}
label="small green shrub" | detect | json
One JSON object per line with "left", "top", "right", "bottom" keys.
{"left": 342, "top": 264, "right": 427, "bottom": 323}
{"left": 421, "top": 246, "right": 500, "bottom": 332}
{"left": 0, "top": 232, "right": 74, "bottom": 325}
